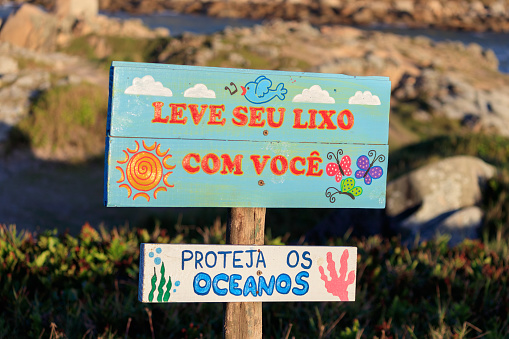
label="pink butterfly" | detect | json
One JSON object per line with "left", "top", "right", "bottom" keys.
{"left": 326, "top": 155, "right": 352, "bottom": 182}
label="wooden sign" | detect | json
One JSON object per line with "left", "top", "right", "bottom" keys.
{"left": 138, "top": 244, "right": 357, "bottom": 302}
{"left": 105, "top": 62, "right": 390, "bottom": 208}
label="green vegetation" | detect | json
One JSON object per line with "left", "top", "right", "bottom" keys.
{"left": 1, "top": 223, "right": 508, "bottom": 338}
{"left": 390, "top": 102, "right": 464, "bottom": 141}
{"left": 61, "top": 35, "right": 170, "bottom": 70}
{"left": 483, "top": 171, "right": 509, "bottom": 240}
{"left": 16, "top": 57, "right": 53, "bottom": 71}
{"left": 207, "top": 46, "right": 273, "bottom": 69}
{"left": 4, "top": 21, "right": 509, "bottom": 339}
{"left": 389, "top": 133, "right": 509, "bottom": 180}
{"left": 12, "top": 83, "right": 108, "bottom": 161}
{"left": 206, "top": 43, "right": 310, "bottom": 71}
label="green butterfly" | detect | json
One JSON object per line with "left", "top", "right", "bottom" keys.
{"left": 325, "top": 178, "right": 363, "bottom": 202}
{"left": 341, "top": 178, "right": 363, "bottom": 198}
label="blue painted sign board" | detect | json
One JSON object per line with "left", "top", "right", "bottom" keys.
{"left": 105, "top": 62, "right": 390, "bottom": 208}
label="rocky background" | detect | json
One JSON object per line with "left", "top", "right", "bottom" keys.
{"left": 9, "top": 0, "right": 509, "bottom": 32}
{"left": 0, "top": 0, "right": 508, "bottom": 245}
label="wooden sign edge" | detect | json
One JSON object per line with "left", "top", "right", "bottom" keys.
{"left": 111, "top": 61, "right": 390, "bottom": 82}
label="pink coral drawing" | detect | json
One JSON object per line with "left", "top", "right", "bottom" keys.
{"left": 319, "top": 250, "right": 356, "bottom": 301}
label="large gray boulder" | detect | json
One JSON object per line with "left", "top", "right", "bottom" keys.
{"left": 387, "top": 156, "right": 496, "bottom": 243}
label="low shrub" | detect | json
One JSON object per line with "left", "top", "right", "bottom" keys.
{"left": 483, "top": 171, "right": 509, "bottom": 242}
{"left": 61, "top": 35, "right": 170, "bottom": 71}
{"left": 1, "top": 223, "right": 508, "bottom": 338}
{"left": 388, "top": 133, "right": 509, "bottom": 180}
{"left": 13, "top": 83, "right": 108, "bottom": 161}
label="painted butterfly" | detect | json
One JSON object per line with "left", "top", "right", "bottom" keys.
{"left": 326, "top": 150, "right": 352, "bottom": 182}
{"left": 325, "top": 177, "right": 363, "bottom": 203}
{"left": 355, "top": 150, "right": 385, "bottom": 185}
{"left": 341, "top": 178, "right": 363, "bottom": 198}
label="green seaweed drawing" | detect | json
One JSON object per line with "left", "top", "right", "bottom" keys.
{"left": 148, "top": 267, "right": 157, "bottom": 302}
{"left": 147, "top": 259, "right": 175, "bottom": 302}
{"left": 157, "top": 262, "right": 166, "bottom": 302}
{"left": 163, "top": 276, "right": 172, "bottom": 302}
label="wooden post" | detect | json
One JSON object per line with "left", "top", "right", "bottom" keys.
{"left": 224, "top": 207, "right": 266, "bottom": 339}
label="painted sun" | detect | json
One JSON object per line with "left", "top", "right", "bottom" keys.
{"left": 116, "top": 140, "right": 175, "bottom": 202}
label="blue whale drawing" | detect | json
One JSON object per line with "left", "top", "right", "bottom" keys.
{"left": 241, "top": 76, "right": 287, "bottom": 104}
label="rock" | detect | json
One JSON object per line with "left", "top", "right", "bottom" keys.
{"left": 489, "top": 1, "right": 507, "bottom": 16}
{"left": 154, "top": 27, "right": 171, "bottom": 37}
{"left": 86, "top": 36, "right": 112, "bottom": 59}
{"left": 369, "top": 2, "right": 390, "bottom": 17}
{"left": 75, "top": 15, "right": 170, "bottom": 39}
{"left": 153, "top": 20, "right": 509, "bottom": 136}
{"left": 0, "top": 4, "right": 59, "bottom": 52}
{"left": 436, "top": 206, "right": 483, "bottom": 245}
{"left": 0, "top": 39, "right": 107, "bottom": 150}
{"left": 0, "top": 70, "right": 51, "bottom": 143}
{"left": 387, "top": 156, "right": 496, "bottom": 242}
{"left": 228, "top": 52, "right": 249, "bottom": 67}
{"left": 250, "top": 45, "right": 279, "bottom": 59}
{"left": 394, "top": 0, "right": 414, "bottom": 13}
{"left": 0, "top": 3, "right": 168, "bottom": 53}
{"left": 352, "top": 8, "right": 375, "bottom": 25}
{"left": 394, "top": 63, "right": 509, "bottom": 136}
{"left": 14, "top": 72, "right": 51, "bottom": 90}
{"left": 55, "top": 0, "right": 99, "bottom": 19}
{"left": 0, "top": 56, "right": 18, "bottom": 74}
{"left": 27, "top": 0, "right": 509, "bottom": 32}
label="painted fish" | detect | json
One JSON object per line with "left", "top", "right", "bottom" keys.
{"left": 241, "top": 76, "right": 287, "bottom": 104}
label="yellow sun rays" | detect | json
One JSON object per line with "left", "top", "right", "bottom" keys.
{"left": 142, "top": 140, "right": 157, "bottom": 151}
{"left": 119, "top": 184, "right": 132, "bottom": 198}
{"left": 163, "top": 172, "right": 174, "bottom": 188}
{"left": 127, "top": 140, "right": 140, "bottom": 153}
{"left": 156, "top": 144, "right": 168, "bottom": 157}
{"left": 116, "top": 140, "right": 175, "bottom": 202}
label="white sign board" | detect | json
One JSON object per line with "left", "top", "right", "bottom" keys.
{"left": 139, "top": 244, "right": 357, "bottom": 302}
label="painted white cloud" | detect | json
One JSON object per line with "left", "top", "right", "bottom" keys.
{"left": 348, "top": 91, "right": 381, "bottom": 105}
{"left": 124, "top": 75, "right": 173, "bottom": 96}
{"left": 184, "top": 84, "right": 216, "bottom": 98}
{"left": 292, "top": 85, "right": 335, "bottom": 104}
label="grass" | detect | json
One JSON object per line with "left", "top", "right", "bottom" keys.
{"left": 60, "top": 35, "right": 170, "bottom": 70}
{"left": 1, "top": 223, "right": 508, "bottom": 338}
{"left": 390, "top": 102, "right": 464, "bottom": 141}
{"left": 388, "top": 133, "right": 509, "bottom": 180}
{"left": 12, "top": 83, "right": 108, "bottom": 161}
{"left": 15, "top": 57, "right": 53, "bottom": 71}
{"left": 483, "top": 171, "right": 509, "bottom": 240}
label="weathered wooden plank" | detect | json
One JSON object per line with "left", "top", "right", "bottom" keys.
{"left": 105, "top": 137, "right": 388, "bottom": 208}
{"left": 108, "top": 62, "right": 390, "bottom": 145}
{"left": 224, "top": 207, "right": 265, "bottom": 339}
{"left": 138, "top": 244, "right": 357, "bottom": 303}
